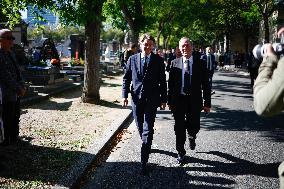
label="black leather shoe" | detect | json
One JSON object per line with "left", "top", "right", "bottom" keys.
{"left": 189, "top": 138, "right": 196, "bottom": 150}
{"left": 0, "top": 139, "right": 10, "bottom": 146}
{"left": 177, "top": 154, "right": 185, "bottom": 165}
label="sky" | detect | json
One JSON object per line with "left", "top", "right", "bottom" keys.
{"left": 20, "top": 10, "right": 27, "bottom": 19}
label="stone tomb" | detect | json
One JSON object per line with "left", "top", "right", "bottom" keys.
{"left": 23, "top": 66, "right": 68, "bottom": 85}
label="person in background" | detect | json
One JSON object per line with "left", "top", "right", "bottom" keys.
{"left": 0, "top": 29, "right": 26, "bottom": 146}
{"left": 122, "top": 33, "right": 167, "bottom": 175}
{"left": 253, "top": 27, "right": 284, "bottom": 189}
{"left": 166, "top": 46, "right": 182, "bottom": 72}
{"left": 247, "top": 51, "right": 260, "bottom": 89}
{"left": 168, "top": 37, "right": 211, "bottom": 165}
{"left": 0, "top": 85, "right": 4, "bottom": 144}
{"left": 124, "top": 43, "right": 138, "bottom": 64}
{"left": 201, "top": 46, "right": 216, "bottom": 95}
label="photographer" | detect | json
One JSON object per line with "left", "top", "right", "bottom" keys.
{"left": 253, "top": 27, "right": 284, "bottom": 189}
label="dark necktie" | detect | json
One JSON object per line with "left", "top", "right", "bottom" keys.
{"left": 143, "top": 56, "right": 148, "bottom": 75}
{"left": 207, "top": 55, "right": 212, "bottom": 70}
{"left": 183, "top": 60, "right": 191, "bottom": 94}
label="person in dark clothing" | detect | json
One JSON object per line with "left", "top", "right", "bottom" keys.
{"left": 247, "top": 51, "right": 260, "bottom": 88}
{"left": 166, "top": 46, "right": 182, "bottom": 72}
{"left": 122, "top": 33, "right": 167, "bottom": 175}
{"left": 168, "top": 37, "right": 211, "bottom": 165}
{"left": 201, "top": 46, "right": 217, "bottom": 95}
{"left": 122, "top": 43, "right": 138, "bottom": 70}
{"left": 0, "top": 29, "right": 26, "bottom": 146}
{"left": 0, "top": 85, "right": 4, "bottom": 143}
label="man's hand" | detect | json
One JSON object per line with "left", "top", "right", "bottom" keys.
{"left": 203, "top": 106, "right": 210, "bottom": 113}
{"left": 160, "top": 103, "right": 166, "bottom": 110}
{"left": 277, "top": 27, "right": 284, "bottom": 38}
{"left": 122, "top": 98, "right": 128, "bottom": 107}
{"left": 264, "top": 43, "right": 276, "bottom": 57}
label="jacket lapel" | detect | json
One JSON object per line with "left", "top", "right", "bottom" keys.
{"left": 137, "top": 53, "right": 141, "bottom": 74}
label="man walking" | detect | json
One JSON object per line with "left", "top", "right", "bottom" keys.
{"left": 168, "top": 37, "right": 211, "bottom": 164}
{"left": 0, "top": 29, "right": 26, "bottom": 146}
{"left": 201, "top": 46, "right": 216, "bottom": 95}
{"left": 122, "top": 33, "right": 167, "bottom": 175}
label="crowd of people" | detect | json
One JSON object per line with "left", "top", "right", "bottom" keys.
{"left": 1, "top": 26, "right": 283, "bottom": 186}
{"left": 121, "top": 30, "right": 283, "bottom": 187}
{"left": 122, "top": 33, "right": 212, "bottom": 175}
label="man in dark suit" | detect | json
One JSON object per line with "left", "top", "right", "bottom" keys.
{"left": 122, "top": 33, "right": 167, "bottom": 175}
{"left": 0, "top": 29, "right": 26, "bottom": 146}
{"left": 201, "top": 46, "right": 216, "bottom": 95}
{"left": 168, "top": 37, "right": 211, "bottom": 164}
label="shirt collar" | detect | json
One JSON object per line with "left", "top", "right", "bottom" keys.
{"left": 141, "top": 52, "right": 151, "bottom": 59}
{"left": 183, "top": 56, "right": 193, "bottom": 63}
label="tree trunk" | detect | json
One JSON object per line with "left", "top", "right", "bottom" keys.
{"left": 156, "top": 21, "right": 164, "bottom": 48}
{"left": 120, "top": 0, "right": 142, "bottom": 45}
{"left": 263, "top": 13, "right": 270, "bottom": 43}
{"left": 165, "top": 35, "right": 170, "bottom": 49}
{"left": 128, "top": 27, "right": 139, "bottom": 45}
{"left": 81, "top": 18, "right": 102, "bottom": 103}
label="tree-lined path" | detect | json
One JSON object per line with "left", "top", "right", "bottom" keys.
{"left": 81, "top": 70, "right": 284, "bottom": 189}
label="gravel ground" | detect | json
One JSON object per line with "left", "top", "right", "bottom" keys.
{"left": 0, "top": 73, "right": 128, "bottom": 188}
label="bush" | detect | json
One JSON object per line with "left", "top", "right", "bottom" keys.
{"left": 70, "top": 58, "right": 84, "bottom": 66}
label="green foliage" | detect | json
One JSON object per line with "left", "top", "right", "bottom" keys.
{"left": 27, "top": 25, "right": 85, "bottom": 43}
{"left": 103, "top": 0, "right": 128, "bottom": 30}
{"left": 70, "top": 58, "right": 84, "bottom": 66}
{"left": 101, "top": 28, "right": 125, "bottom": 43}
{"left": 55, "top": 0, "right": 105, "bottom": 27}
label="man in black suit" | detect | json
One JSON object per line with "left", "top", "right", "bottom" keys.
{"left": 168, "top": 37, "right": 211, "bottom": 164}
{"left": 122, "top": 33, "right": 167, "bottom": 174}
{"left": 201, "top": 46, "right": 217, "bottom": 95}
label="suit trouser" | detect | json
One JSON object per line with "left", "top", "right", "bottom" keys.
{"left": 172, "top": 95, "right": 200, "bottom": 156}
{"left": 279, "top": 161, "right": 284, "bottom": 189}
{"left": 2, "top": 100, "right": 20, "bottom": 142}
{"left": 208, "top": 70, "right": 214, "bottom": 92}
{"left": 131, "top": 99, "right": 157, "bottom": 165}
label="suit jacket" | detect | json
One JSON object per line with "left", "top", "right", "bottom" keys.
{"left": 122, "top": 52, "right": 167, "bottom": 107}
{"left": 201, "top": 53, "right": 216, "bottom": 72}
{"left": 0, "top": 49, "right": 24, "bottom": 102}
{"left": 168, "top": 51, "right": 211, "bottom": 110}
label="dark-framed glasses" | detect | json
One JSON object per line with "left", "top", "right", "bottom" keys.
{"left": 0, "top": 36, "right": 15, "bottom": 40}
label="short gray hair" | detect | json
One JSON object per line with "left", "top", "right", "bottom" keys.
{"left": 179, "top": 37, "right": 191, "bottom": 46}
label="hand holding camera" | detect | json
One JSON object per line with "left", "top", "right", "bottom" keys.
{"left": 253, "top": 27, "right": 284, "bottom": 59}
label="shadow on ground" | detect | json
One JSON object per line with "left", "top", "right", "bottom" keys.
{"left": 0, "top": 139, "right": 92, "bottom": 188}
{"left": 200, "top": 105, "right": 284, "bottom": 142}
{"left": 82, "top": 161, "right": 234, "bottom": 189}
{"left": 82, "top": 146, "right": 281, "bottom": 189}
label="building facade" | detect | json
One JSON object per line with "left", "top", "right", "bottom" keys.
{"left": 27, "top": 5, "right": 58, "bottom": 27}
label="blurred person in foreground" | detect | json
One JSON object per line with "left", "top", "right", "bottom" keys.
{"left": 122, "top": 33, "right": 167, "bottom": 175}
{"left": 253, "top": 27, "right": 284, "bottom": 189}
{"left": 0, "top": 29, "right": 26, "bottom": 146}
{"left": 168, "top": 37, "right": 211, "bottom": 165}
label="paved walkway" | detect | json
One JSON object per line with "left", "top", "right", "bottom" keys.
{"left": 81, "top": 70, "right": 284, "bottom": 189}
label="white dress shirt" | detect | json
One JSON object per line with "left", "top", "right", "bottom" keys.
{"left": 181, "top": 56, "right": 193, "bottom": 94}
